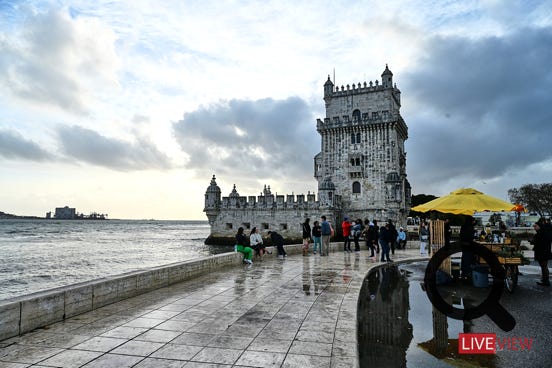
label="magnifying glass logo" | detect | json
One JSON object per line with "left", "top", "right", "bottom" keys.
{"left": 424, "top": 242, "right": 516, "bottom": 332}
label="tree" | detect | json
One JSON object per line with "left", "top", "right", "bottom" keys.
{"left": 508, "top": 183, "right": 552, "bottom": 217}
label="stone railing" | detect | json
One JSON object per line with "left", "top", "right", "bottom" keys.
{"left": 0, "top": 252, "right": 244, "bottom": 340}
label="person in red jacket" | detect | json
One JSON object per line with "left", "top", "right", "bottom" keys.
{"left": 342, "top": 217, "right": 352, "bottom": 252}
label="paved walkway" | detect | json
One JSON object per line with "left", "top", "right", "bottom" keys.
{"left": 0, "top": 246, "right": 427, "bottom": 368}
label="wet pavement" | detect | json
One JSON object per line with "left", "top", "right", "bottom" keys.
{"left": 0, "top": 245, "right": 427, "bottom": 368}
{"left": 358, "top": 261, "right": 552, "bottom": 368}
{"left": 1, "top": 245, "right": 550, "bottom": 368}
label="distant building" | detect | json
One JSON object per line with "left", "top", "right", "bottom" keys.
{"left": 54, "top": 206, "right": 76, "bottom": 219}
{"left": 204, "top": 66, "right": 410, "bottom": 244}
{"left": 46, "top": 211, "right": 51, "bottom": 219}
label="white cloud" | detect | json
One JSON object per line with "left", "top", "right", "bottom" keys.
{"left": 0, "top": 7, "right": 120, "bottom": 113}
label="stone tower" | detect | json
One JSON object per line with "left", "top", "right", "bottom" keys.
{"left": 314, "top": 65, "right": 411, "bottom": 223}
{"left": 204, "top": 175, "right": 221, "bottom": 225}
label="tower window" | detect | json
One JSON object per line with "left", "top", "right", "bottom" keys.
{"left": 351, "top": 133, "right": 355, "bottom": 144}
{"left": 352, "top": 182, "right": 361, "bottom": 194}
{"left": 353, "top": 109, "right": 361, "bottom": 122}
{"left": 356, "top": 133, "right": 361, "bottom": 143}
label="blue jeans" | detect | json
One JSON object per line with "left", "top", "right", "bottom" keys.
{"left": 313, "top": 236, "right": 321, "bottom": 252}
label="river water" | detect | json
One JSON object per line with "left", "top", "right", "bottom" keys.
{"left": 0, "top": 219, "right": 227, "bottom": 301}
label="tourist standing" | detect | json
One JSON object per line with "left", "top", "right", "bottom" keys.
{"left": 364, "top": 220, "right": 377, "bottom": 258}
{"left": 268, "top": 230, "right": 287, "bottom": 258}
{"left": 320, "top": 215, "right": 332, "bottom": 256}
{"left": 387, "top": 220, "right": 398, "bottom": 255}
{"left": 532, "top": 220, "right": 551, "bottom": 286}
{"left": 419, "top": 223, "right": 429, "bottom": 256}
{"left": 302, "top": 218, "right": 312, "bottom": 256}
{"left": 236, "top": 227, "right": 253, "bottom": 264}
{"left": 373, "top": 220, "right": 380, "bottom": 253}
{"left": 250, "top": 227, "right": 266, "bottom": 260}
{"left": 397, "top": 227, "right": 407, "bottom": 250}
{"left": 312, "top": 220, "right": 322, "bottom": 255}
{"left": 352, "top": 219, "right": 362, "bottom": 252}
{"left": 342, "top": 217, "right": 352, "bottom": 252}
{"left": 379, "top": 223, "right": 392, "bottom": 262}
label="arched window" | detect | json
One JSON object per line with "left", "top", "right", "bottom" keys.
{"left": 356, "top": 133, "right": 361, "bottom": 143}
{"left": 353, "top": 109, "right": 361, "bottom": 122}
{"left": 351, "top": 133, "right": 355, "bottom": 144}
{"left": 352, "top": 181, "right": 361, "bottom": 194}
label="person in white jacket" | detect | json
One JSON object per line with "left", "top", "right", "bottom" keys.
{"left": 250, "top": 227, "right": 268, "bottom": 260}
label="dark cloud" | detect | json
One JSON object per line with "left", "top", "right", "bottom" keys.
{"left": 0, "top": 129, "right": 54, "bottom": 161}
{"left": 402, "top": 27, "right": 552, "bottom": 192}
{"left": 57, "top": 125, "right": 173, "bottom": 170}
{"left": 173, "top": 97, "right": 317, "bottom": 181}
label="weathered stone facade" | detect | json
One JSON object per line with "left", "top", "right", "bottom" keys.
{"left": 204, "top": 66, "right": 410, "bottom": 245}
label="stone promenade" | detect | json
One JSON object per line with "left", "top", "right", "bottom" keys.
{"left": 0, "top": 245, "right": 427, "bottom": 368}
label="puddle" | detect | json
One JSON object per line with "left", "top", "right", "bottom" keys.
{"left": 358, "top": 262, "right": 500, "bottom": 368}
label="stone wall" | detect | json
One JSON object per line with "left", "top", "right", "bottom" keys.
{"left": 205, "top": 208, "right": 341, "bottom": 245}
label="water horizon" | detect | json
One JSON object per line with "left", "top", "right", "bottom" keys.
{"left": 0, "top": 219, "right": 229, "bottom": 301}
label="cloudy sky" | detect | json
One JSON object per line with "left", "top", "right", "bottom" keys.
{"left": 1, "top": 0, "right": 551, "bottom": 220}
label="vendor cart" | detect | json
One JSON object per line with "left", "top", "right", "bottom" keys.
{"left": 476, "top": 240, "right": 528, "bottom": 293}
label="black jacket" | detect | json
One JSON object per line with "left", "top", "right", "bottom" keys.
{"left": 302, "top": 223, "right": 311, "bottom": 239}
{"left": 270, "top": 232, "right": 284, "bottom": 246}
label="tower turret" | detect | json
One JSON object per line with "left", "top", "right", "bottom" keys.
{"left": 382, "top": 64, "right": 393, "bottom": 88}
{"left": 324, "top": 75, "right": 334, "bottom": 99}
{"left": 204, "top": 175, "right": 221, "bottom": 225}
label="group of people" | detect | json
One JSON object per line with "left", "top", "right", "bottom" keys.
{"left": 236, "top": 215, "right": 415, "bottom": 265}
{"left": 308, "top": 217, "right": 408, "bottom": 263}
{"left": 235, "top": 226, "right": 280, "bottom": 264}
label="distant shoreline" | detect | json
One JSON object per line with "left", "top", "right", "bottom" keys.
{"left": 0, "top": 213, "right": 207, "bottom": 222}
{"left": 0, "top": 211, "right": 44, "bottom": 220}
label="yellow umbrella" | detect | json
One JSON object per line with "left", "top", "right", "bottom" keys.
{"left": 411, "top": 188, "right": 516, "bottom": 215}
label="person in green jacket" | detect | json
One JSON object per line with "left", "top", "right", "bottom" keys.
{"left": 235, "top": 227, "right": 253, "bottom": 264}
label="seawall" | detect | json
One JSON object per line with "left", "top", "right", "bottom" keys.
{"left": 0, "top": 242, "right": 326, "bottom": 341}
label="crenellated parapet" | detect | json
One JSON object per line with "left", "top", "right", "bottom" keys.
{"left": 327, "top": 80, "right": 399, "bottom": 97}
{"left": 220, "top": 188, "right": 320, "bottom": 210}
